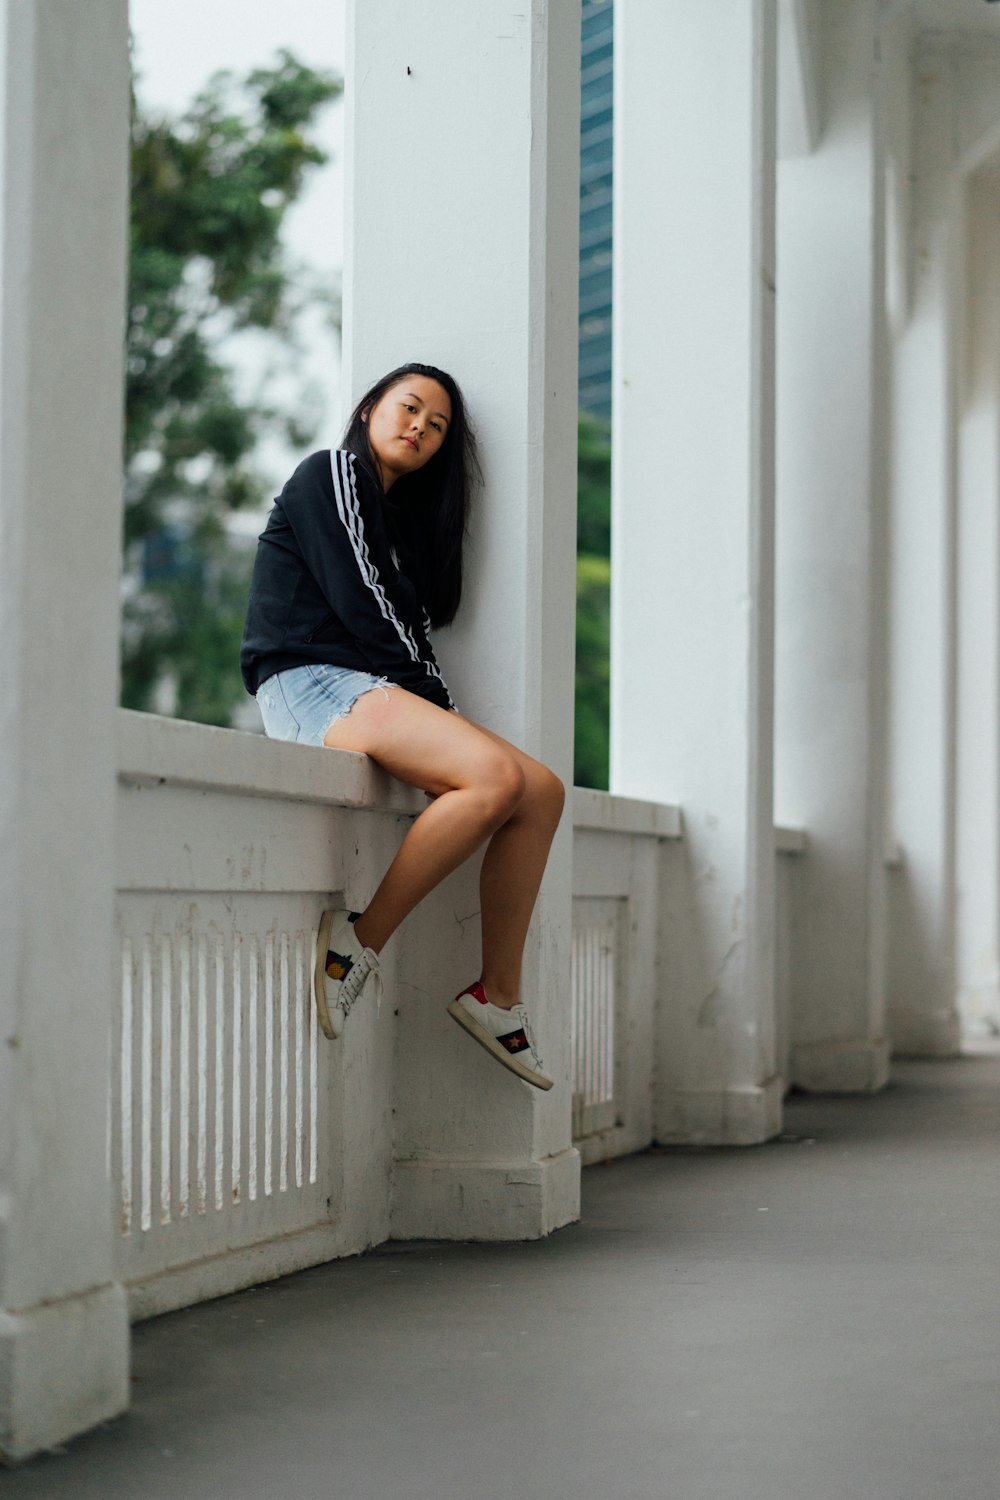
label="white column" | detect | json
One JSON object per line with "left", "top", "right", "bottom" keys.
{"left": 774, "top": 0, "right": 892, "bottom": 1089}
{"left": 612, "top": 0, "right": 781, "bottom": 1144}
{"left": 884, "top": 39, "right": 963, "bottom": 1057}
{"left": 343, "top": 0, "right": 581, "bottom": 1237}
{"left": 955, "top": 163, "right": 1000, "bottom": 1039}
{"left": 0, "top": 0, "right": 131, "bottom": 1460}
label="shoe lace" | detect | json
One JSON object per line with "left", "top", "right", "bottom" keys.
{"left": 339, "top": 949, "right": 383, "bottom": 1019}
{"left": 513, "top": 1004, "right": 543, "bottom": 1069}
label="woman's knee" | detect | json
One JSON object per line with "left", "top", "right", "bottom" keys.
{"left": 531, "top": 764, "right": 566, "bottom": 825}
{"left": 471, "top": 750, "right": 526, "bottom": 825}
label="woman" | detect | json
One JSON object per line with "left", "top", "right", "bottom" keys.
{"left": 241, "top": 363, "right": 564, "bottom": 1090}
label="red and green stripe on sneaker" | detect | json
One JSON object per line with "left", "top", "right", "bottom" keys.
{"left": 447, "top": 981, "right": 553, "bottom": 1090}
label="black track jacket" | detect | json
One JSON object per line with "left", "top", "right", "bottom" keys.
{"left": 240, "top": 447, "right": 455, "bottom": 710}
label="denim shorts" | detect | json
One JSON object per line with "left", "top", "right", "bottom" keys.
{"left": 255, "top": 664, "right": 395, "bottom": 746}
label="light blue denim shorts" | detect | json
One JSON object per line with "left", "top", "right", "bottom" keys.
{"left": 256, "top": 664, "right": 395, "bottom": 746}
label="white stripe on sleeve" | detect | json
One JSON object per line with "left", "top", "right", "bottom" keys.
{"left": 329, "top": 450, "right": 454, "bottom": 703}
{"left": 329, "top": 450, "right": 421, "bottom": 664}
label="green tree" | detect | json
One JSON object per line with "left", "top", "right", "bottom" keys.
{"left": 575, "top": 410, "right": 612, "bottom": 789}
{"left": 577, "top": 408, "right": 612, "bottom": 557}
{"left": 123, "top": 50, "right": 341, "bottom": 723}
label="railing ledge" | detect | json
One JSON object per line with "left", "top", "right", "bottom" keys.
{"left": 116, "top": 707, "right": 426, "bottom": 815}
{"left": 775, "top": 824, "right": 808, "bottom": 854}
{"left": 572, "top": 786, "right": 683, "bottom": 839}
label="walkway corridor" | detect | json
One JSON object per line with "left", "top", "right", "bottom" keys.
{"left": 7, "top": 1054, "right": 999, "bottom": 1499}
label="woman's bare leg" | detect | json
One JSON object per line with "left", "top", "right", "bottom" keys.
{"left": 322, "top": 691, "right": 564, "bottom": 1008}
{"left": 322, "top": 688, "right": 527, "bottom": 953}
{"left": 462, "top": 722, "right": 565, "bottom": 1009}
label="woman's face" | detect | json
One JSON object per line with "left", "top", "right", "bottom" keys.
{"left": 364, "top": 375, "right": 452, "bottom": 490}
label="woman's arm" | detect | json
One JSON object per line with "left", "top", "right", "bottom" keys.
{"left": 280, "top": 449, "right": 454, "bottom": 708}
{"left": 419, "top": 607, "right": 457, "bottom": 713}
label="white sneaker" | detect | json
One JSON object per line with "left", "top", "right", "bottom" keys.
{"left": 447, "top": 981, "right": 553, "bottom": 1090}
{"left": 313, "top": 909, "right": 382, "bottom": 1040}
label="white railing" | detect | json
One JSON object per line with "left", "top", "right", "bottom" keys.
{"left": 571, "top": 901, "right": 620, "bottom": 1139}
{"left": 774, "top": 824, "right": 809, "bottom": 1085}
{"left": 112, "top": 916, "right": 322, "bottom": 1263}
{"left": 112, "top": 716, "right": 689, "bottom": 1313}
{"left": 113, "top": 710, "right": 423, "bottom": 1321}
{"left": 570, "top": 788, "right": 682, "bottom": 1163}
{"left": 111, "top": 710, "right": 807, "bottom": 1318}
{"left": 569, "top": 799, "right": 809, "bottom": 1158}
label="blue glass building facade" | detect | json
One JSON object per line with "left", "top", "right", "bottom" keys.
{"left": 579, "top": 0, "right": 613, "bottom": 423}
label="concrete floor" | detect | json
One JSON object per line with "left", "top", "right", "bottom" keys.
{"left": 6, "top": 1052, "right": 1000, "bottom": 1499}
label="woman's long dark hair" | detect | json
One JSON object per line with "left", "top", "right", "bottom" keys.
{"left": 340, "top": 363, "right": 480, "bottom": 628}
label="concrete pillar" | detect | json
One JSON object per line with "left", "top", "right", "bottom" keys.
{"left": 0, "top": 0, "right": 131, "bottom": 1461}
{"left": 955, "top": 160, "right": 1000, "bottom": 1041}
{"left": 612, "top": 0, "right": 781, "bottom": 1144}
{"left": 777, "top": 0, "right": 822, "bottom": 159}
{"left": 774, "top": 0, "right": 892, "bottom": 1090}
{"left": 884, "top": 40, "right": 963, "bottom": 1057}
{"left": 342, "top": 0, "right": 581, "bottom": 1236}
{"left": 885, "top": 39, "right": 1000, "bottom": 1053}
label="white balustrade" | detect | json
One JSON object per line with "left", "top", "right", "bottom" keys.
{"left": 113, "top": 709, "right": 423, "bottom": 1320}
{"left": 569, "top": 807, "right": 807, "bottom": 1161}
{"left": 774, "top": 825, "right": 809, "bottom": 1086}
{"left": 571, "top": 899, "right": 622, "bottom": 1140}
{"left": 112, "top": 911, "right": 324, "bottom": 1279}
{"left": 570, "top": 789, "right": 681, "bottom": 1164}
{"left": 109, "top": 711, "right": 807, "bottom": 1314}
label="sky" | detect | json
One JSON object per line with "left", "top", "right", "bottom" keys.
{"left": 129, "top": 0, "right": 348, "bottom": 501}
